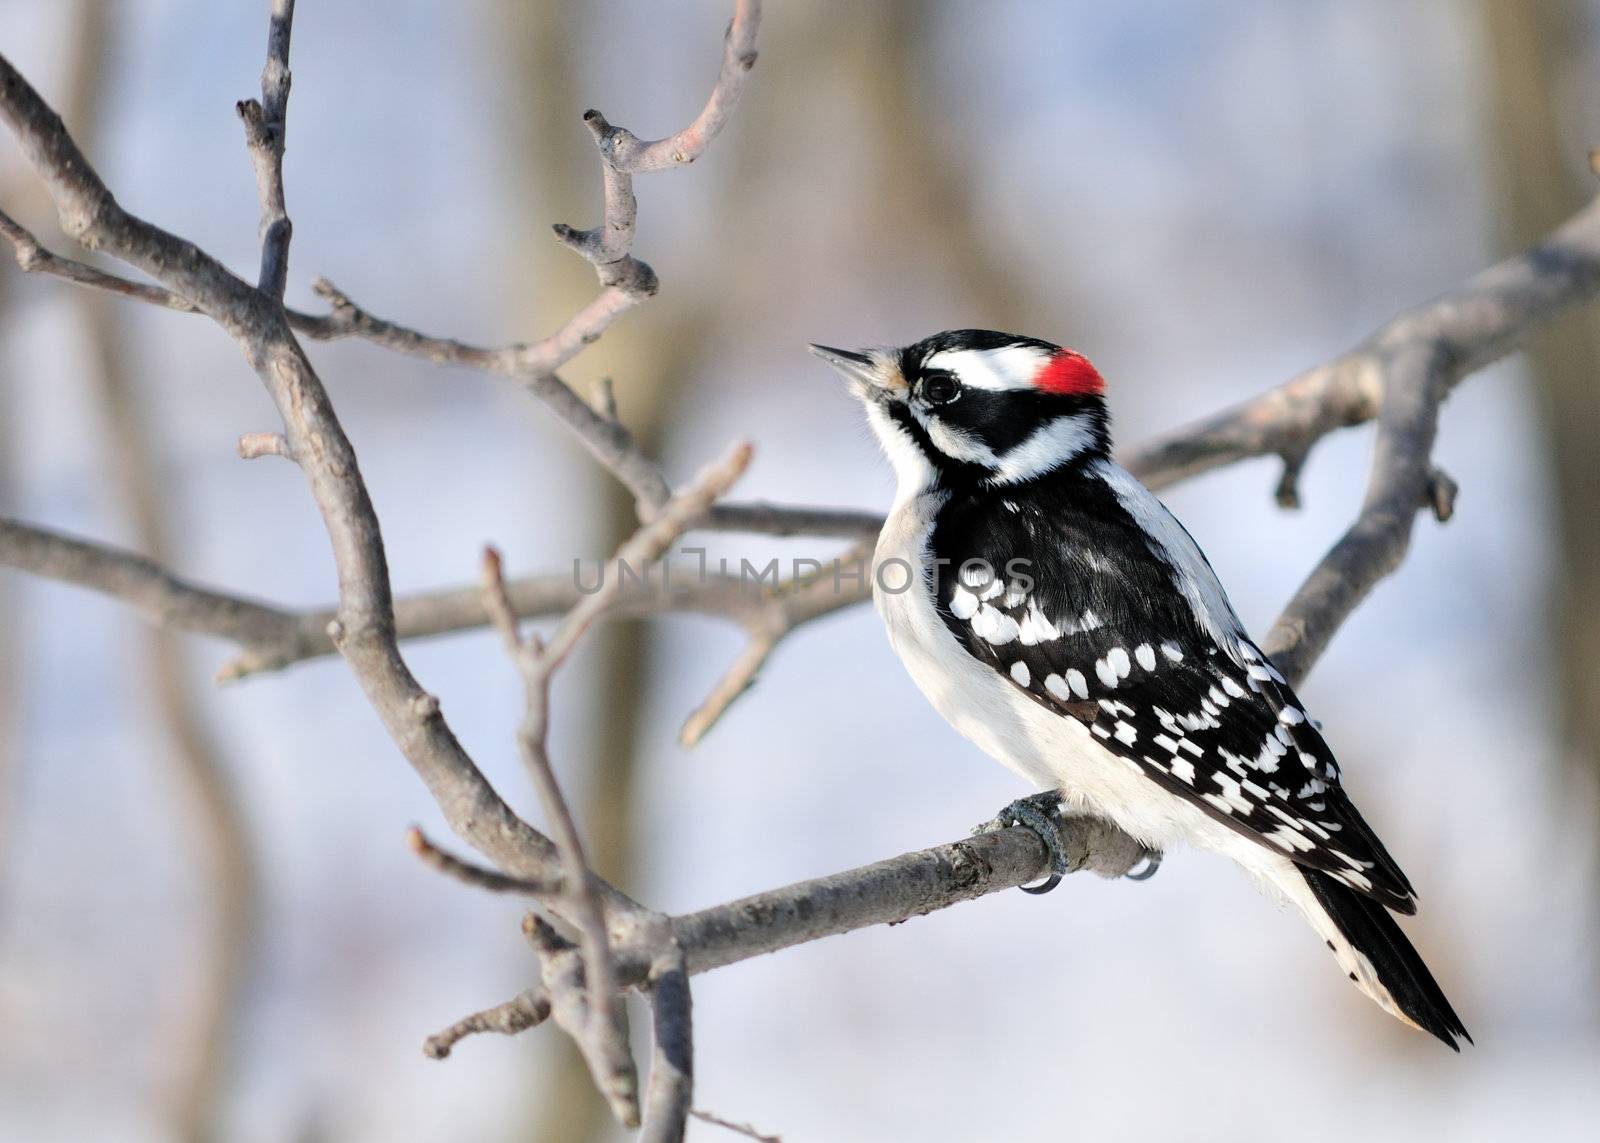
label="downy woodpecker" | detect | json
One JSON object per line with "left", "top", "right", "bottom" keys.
{"left": 813, "top": 329, "right": 1468, "bottom": 1049}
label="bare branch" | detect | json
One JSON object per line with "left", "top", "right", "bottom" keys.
{"left": 0, "top": 516, "right": 297, "bottom": 649}
{"left": 407, "top": 826, "right": 561, "bottom": 897}
{"left": 680, "top": 542, "right": 872, "bottom": 747}
{"left": 305, "top": 274, "right": 677, "bottom": 514}
{"left": 423, "top": 813, "right": 1153, "bottom": 1067}
{"left": 0, "top": 46, "right": 603, "bottom": 911}
{"left": 236, "top": 0, "right": 296, "bottom": 298}
{"left": 3, "top": 192, "right": 873, "bottom": 545}
{"left": 0, "top": 517, "right": 862, "bottom": 679}
{"left": 478, "top": 447, "right": 752, "bottom": 1127}
{"left": 665, "top": 816, "right": 1149, "bottom": 978}
{"left": 235, "top": 430, "right": 293, "bottom": 461}
{"left": 423, "top": 988, "right": 551, "bottom": 1060}
{"left": 602, "top": 0, "right": 762, "bottom": 173}
{"left": 690, "top": 1110, "right": 781, "bottom": 1143}
{"left": 525, "top": 915, "right": 640, "bottom": 1127}
{"left": 1123, "top": 194, "right": 1600, "bottom": 495}
{"left": 639, "top": 954, "right": 694, "bottom": 1143}
{"left": 481, "top": 548, "right": 639, "bottom": 1125}
{"left": 295, "top": 3, "right": 763, "bottom": 517}
{"left": 542, "top": 442, "right": 754, "bottom": 671}
{"left": 1249, "top": 197, "right": 1600, "bottom": 680}
{"left": 0, "top": 206, "right": 199, "bottom": 310}
{"left": 679, "top": 633, "right": 778, "bottom": 748}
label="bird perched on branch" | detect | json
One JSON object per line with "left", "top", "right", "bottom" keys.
{"left": 813, "top": 329, "right": 1467, "bottom": 1049}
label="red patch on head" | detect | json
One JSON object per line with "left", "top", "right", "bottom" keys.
{"left": 1033, "top": 350, "right": 1105, "bottom": 397}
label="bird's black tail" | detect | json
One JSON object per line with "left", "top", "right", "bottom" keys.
{"left": 1299, "top": 866, "right": 1471, "bottom": 1050}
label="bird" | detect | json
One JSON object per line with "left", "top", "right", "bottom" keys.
{"left": 811, "top": 329, "right": 1468, "bottom": 1049}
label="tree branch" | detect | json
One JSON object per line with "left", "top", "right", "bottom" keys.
{"left": 0, "top": 205, "right": 200, "bottom": 311}
{"left": 0, "top": 516, "right": 872, "bottom": 680}
{"left": 639, "top": 952, "right": 694, "bottom": 1143}
{"left": 423, "top": 988, "right": 552, "bottom": 1061}
{"left": 407, "top": 826, "right": 561, "bottom": 897}
{"left": 678, "top": 542, "right": 873, "bottom": 747}
{"left": 0, "top": 516, "right": 298, "bottom": 649}
{"left": 474, "top": 447, "right": 752, "bottom": 1127}
{"left": 236, "top": 0, "right": 296, "bottom": 298}
{"left": 1121, "top": 194, "right": 1600, "bottom": 497}
{"left": 689, "top": 1110, "right": 780, "bottom": 1143}
{"left": 0, "top": 43, "right": 611, "bottom": 914}
{"left": 1183, "top": 195, "right": 1600, "bottom": 679}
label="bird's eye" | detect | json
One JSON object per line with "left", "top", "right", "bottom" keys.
{"left": 922, "top": 373, "right": 958, "bottom": 406}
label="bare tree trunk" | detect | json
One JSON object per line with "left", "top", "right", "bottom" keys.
{"left": 1479, "top": 0, "right": 1600, "bottom": 876}
{"left": 858, "top": 0, "right": 1033, "bottom": 328}
{"left": 68, "top": 5, "right": 259, "bottom": 1138}
{"left": 0, "top": 227, "right": 19, "bottom": 887}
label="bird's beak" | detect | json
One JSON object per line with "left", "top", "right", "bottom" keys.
{"left": 809, "top": 343, "right": 903, "bottom": 400}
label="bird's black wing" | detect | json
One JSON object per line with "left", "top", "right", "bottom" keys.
{"left": 928, "top": 482, "right": 1416, "bottom": 913}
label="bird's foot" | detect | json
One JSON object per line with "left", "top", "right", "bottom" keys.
{"left": 975, "top": 790, "right": 1070, "bottom": 895}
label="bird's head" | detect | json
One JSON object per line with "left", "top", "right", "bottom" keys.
{"left": 812, "top": 329, "right": 1110, "bottom": 492}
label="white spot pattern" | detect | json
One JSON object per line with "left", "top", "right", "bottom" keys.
{"left": 928, "top": 530, "right": 1409, "bottom": 907}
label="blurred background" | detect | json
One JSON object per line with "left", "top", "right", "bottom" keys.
{"left": 2, "top": 1, "right": 1598, "bottom": 1140}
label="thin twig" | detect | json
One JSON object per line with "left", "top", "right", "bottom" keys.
{"left": 690, "top": 1110, "right": 782, "bottom": 1143}
{"left": 237, "top": 0, "right": 296, "bottom": 298}
{"left": 543, "top": 442, "right": 754, "bottom": 671}
{"left": 679, "top": 541, "right": 871, "bottom": 746}
{"left": 235, "top": 430, "right": 293, "bottom": 461}
{"left": 406, "top": 826, "right": 561, "bottom": 896}
{"left": 601, "top": 0, "right": 762, "bottom": 173}
{"left": 423, "top": 988, "right": 552, "bottom": 1060}
{"left": 477, "top": 444, "right": 752, "bottom": 1126}
{"left": 480, "top": 549, "right": 640, "bottom": 1127}
{"left": 0, "top": 206, "right": 199, "bottom": 310}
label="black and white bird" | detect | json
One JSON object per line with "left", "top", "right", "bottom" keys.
{"left": 813, "top": 329, "right": 1468, "bottom": 1049}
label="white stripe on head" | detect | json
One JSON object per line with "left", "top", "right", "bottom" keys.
{"left": 923, "top": 346, "right": 1051, "bottom": 392}
{"left": 988, "top": 416, "right": 1098, "bottom": 484}
{"left": 924, "top": 418, "right": 996, "bottom": 466}
{"left": 912, "top": 407, "right": 1098, "bottom": 483}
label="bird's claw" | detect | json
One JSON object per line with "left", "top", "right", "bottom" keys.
{"left": 976, "top": 791, "right": 1070, "bottom": 895}
{"left": 1125, "top": 850, "right": 1163, "bottom": 881}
